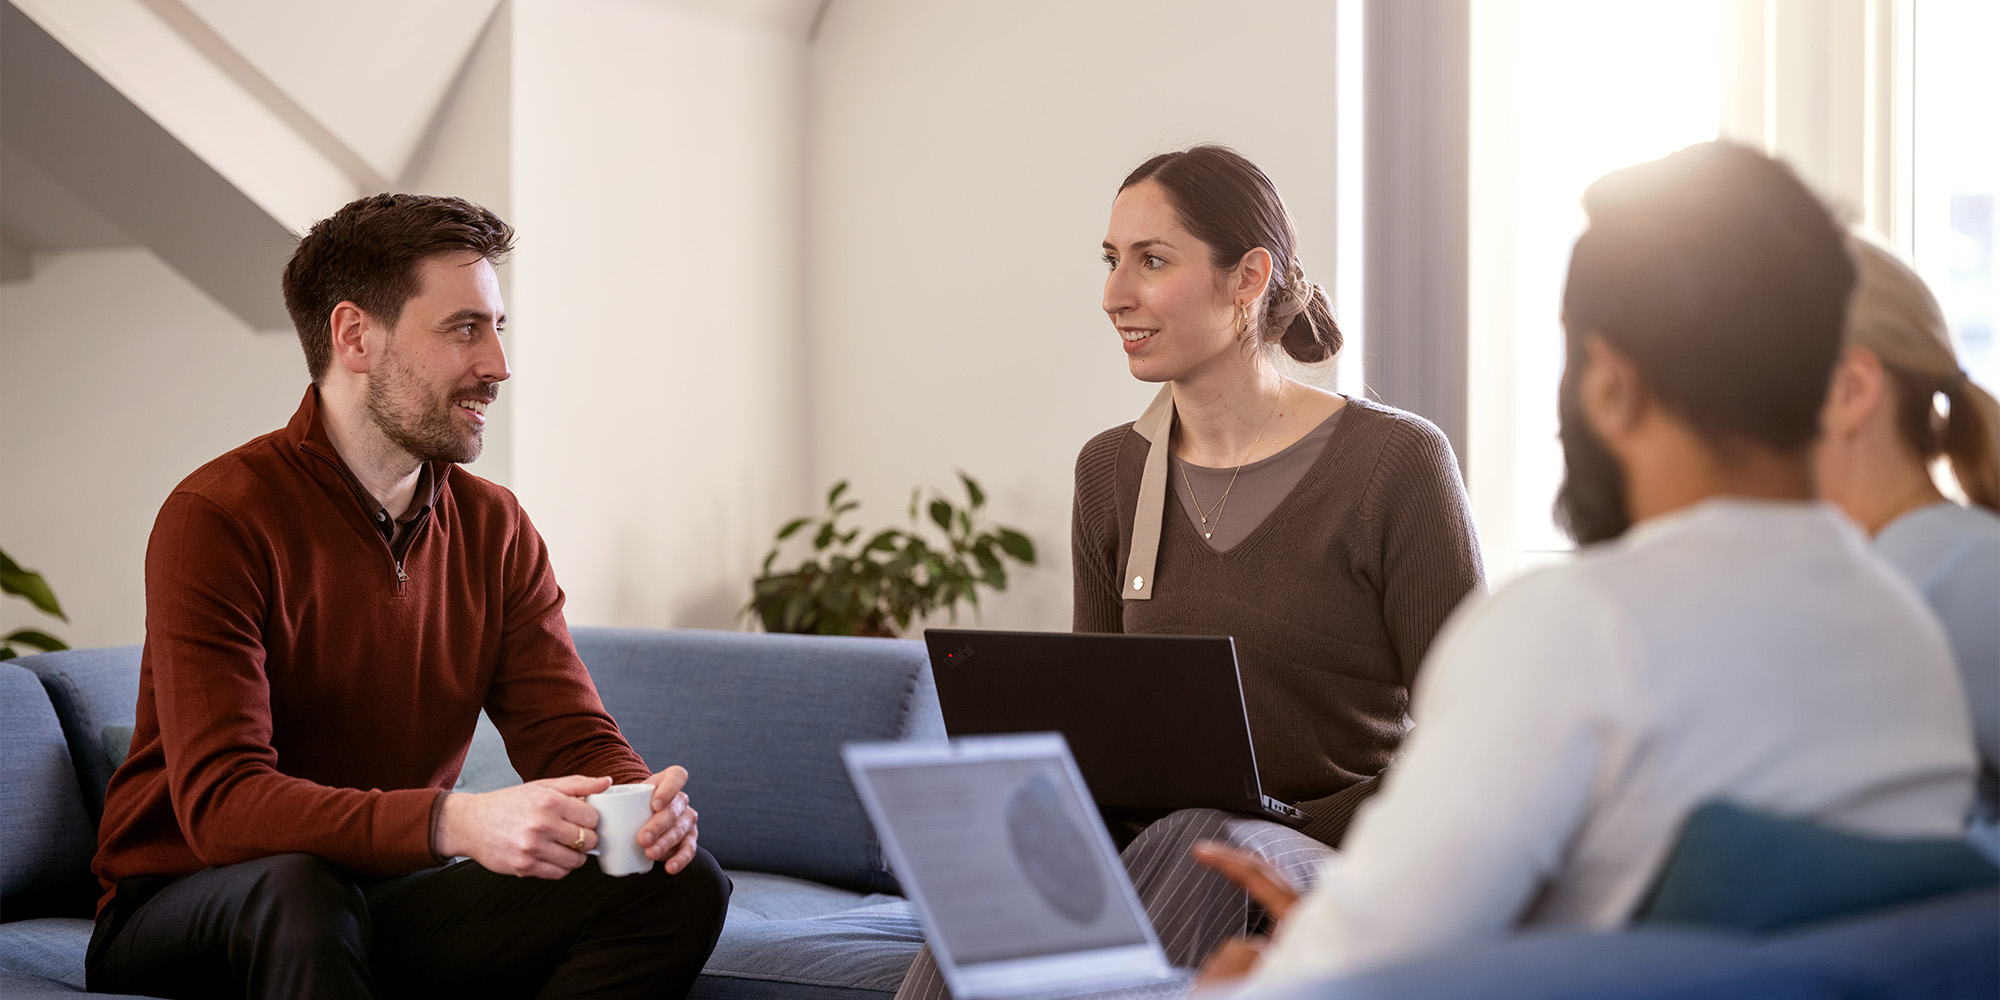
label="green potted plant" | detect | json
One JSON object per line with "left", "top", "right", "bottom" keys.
{"left": 1, "top": 547, "right": 68, "bottom": 659}
{"left": 749, "top": 474, "right": 1036, "bottom": 637}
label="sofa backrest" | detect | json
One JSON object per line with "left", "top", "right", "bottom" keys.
{"left": 15, "top": 645, "right": 142, "bottom": 825}
{"left": 0, "top": 662, "right": 98, "bottom": 920}
{"left": 10, "top": 630, "right": 940, "bottom": 897}
{"left": 570, "top": 627, "right": 939, "bottom": 893}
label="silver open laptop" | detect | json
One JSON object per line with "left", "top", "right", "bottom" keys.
{"left": 842, "top": 733, "right": 1194, "bottom": 1000}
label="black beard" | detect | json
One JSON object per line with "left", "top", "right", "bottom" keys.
{"left": 1553, "top": 346, "right": 1631, "bottom": 546}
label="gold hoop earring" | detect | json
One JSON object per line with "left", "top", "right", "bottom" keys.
{"left": 1237, "top": 303, "right": 1250, "bottom": 335}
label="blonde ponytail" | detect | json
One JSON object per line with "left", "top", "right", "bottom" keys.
{"left": 1845, "top": 235, "right": 2000, "bottom": 512}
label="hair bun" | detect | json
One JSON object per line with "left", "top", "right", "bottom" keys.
{"left": 1268, "top": 256, "right": 1339, "bottom": 364}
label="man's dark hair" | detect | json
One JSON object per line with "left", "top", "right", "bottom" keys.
{"left": 1562, "top": 141, "right": 1854, "bottom": 451}
{"left": 282, "top": 194, "right": 516, "bottom": 383}
{"left": 1555, "top": 142, "right": 1855, "bottom": 545}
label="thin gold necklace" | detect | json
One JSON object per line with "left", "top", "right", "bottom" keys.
{"left": 1179, "top": 385, "right": 1283, "bottom": 541}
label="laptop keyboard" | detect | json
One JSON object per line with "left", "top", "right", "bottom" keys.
{"left": 1064, "top": 978, "right": 1193, "bottom": 1000}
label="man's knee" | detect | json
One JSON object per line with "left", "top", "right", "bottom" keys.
{"left": 232, "top": 853, "right": 369, "bottom": 951}
{"left": 647, "top": 848, "right": 731, "bottom": 925}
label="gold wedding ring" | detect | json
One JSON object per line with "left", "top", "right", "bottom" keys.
{"left": 574, "top": 826, "right": 587, "bottom": 851}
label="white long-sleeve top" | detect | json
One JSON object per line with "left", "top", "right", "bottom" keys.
{"left": 1245, "top": 499, "right": 1977, "bottom": 991}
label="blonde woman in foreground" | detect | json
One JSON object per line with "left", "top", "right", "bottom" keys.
{"left": 1815, "top": 235, "right": 2000, "bottom": 846}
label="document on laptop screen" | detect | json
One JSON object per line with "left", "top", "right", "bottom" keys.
{"left": 869, "top": 756, "right": 1152, "bottom": 965}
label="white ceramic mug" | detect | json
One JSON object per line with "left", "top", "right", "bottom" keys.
{"left": 586, "top": 783, "right": 658, "bottom": 877}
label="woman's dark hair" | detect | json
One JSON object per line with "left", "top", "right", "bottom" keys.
{"left": 283, "top": 193, "right": 516, "bottom": 383}
{"left": 1561, "top": 141, "right": 1854, "bottom": 452}
{"left": 1120, "top": 145, "right": 1340, "bottom": 364}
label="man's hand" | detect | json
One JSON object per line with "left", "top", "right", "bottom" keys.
{"left": 635, "top": 764, "right": 701, "bottom": 874}
{"left": 1192, "top": 841, "right": 1302, "bottom": 920}
{"left": 437, "top": 775, "right": 612, "bottom": 879}
{"left": 1189, "top": 841, "right": 1304, "bottom": 986}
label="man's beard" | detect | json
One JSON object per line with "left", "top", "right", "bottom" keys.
{"left": 364, "top": 348, "right": 495, "bottom": 465}
{"left": 1553, "top": 347, "right": 1631, "bottom": 546}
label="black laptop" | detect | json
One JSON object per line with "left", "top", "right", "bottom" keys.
{"left": 922, "top": 629, "right": 1309, "bottom": 827}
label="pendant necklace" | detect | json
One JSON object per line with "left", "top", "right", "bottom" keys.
{"left": 1180, "top": 384, "right": 1283, "bottom": 541}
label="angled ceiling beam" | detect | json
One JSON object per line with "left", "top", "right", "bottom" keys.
{"left": 8, "top": 0, "right": 360, "bottom": 235}
{"left": 2, "top": 1, "right": 298, "bottom": 328}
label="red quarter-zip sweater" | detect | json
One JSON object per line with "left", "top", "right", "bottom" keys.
{"left": 93, "top": 388, "right": 651, "bottom": 913}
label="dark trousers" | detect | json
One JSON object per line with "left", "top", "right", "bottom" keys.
{"left": 86, "top": 850, "right": 731, "bottom": 1000}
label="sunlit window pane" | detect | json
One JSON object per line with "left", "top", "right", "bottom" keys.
{"left": 1472, "top": 1, "right": 1721, "bottom": 578}
{"left": 1912, "top": 0, "right": 2000, "bottom": 392}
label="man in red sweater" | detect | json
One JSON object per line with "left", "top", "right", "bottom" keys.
{"left": 86, "top": 194, "right": 730, "bottom": 999}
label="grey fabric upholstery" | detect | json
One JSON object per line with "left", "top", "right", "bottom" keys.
{"left": 572, "top": 628, "right": 938, "bottom": 893}
{"left": 0, "top": 664, "right": 96, "bottom": 919}
{"left": 697, "top": 871, "right": 921, "bottom": 1000}
{"left": 0, "top": 966, "right": 159, "bottom": 1000}
{"left": 453, "top": 710, "right": 523, "bottom": 793}
{"left": 0, "top": 918, "right": 90, "bottom": 990}
{"left": 16, "top": 646, "right": 141, "bottom": 823}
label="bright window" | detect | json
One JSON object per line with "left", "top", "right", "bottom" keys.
{"left": 1468, "top": 0, "right": 1722, "bottom": 582}
{"left": 1911, "top": 0, "right": 1999, "bottom": 392}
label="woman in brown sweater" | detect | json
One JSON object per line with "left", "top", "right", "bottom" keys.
{"left": 896, "top": 146, "right": 1483, "bottom": 999}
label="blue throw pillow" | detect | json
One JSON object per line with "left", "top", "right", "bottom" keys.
{"left": 1636, "top": 801, "right": 1999, "bottom": 932}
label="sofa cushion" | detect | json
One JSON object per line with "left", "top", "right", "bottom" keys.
{"left": 697, "top": 870, "right": 921, "bottom": 1000}
{"left": 1637, "top": 802, "right": 2000, "bottom": 932}
{"left": 15, "top": 646, "right": 142, "bottom": 823}
{"left": 0, "top": 917, "right": 90, "bottom": 990}
{"left": 1266, "top": 927, "right": 1839, "bottom": 1000}
{"left": 1758, "top": 888, "right": 1999, "bottom": 1000}
{"left": 573, "top": 628, "right": 939, "bottom": 893}
{"left": 0, "top": 664, "right": 97, "bottom": 920}
{"left": 452, "top": 711, "right": 522, "bottom": 793}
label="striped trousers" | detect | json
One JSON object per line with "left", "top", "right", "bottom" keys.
{"left": 891, "top": 808, "right": 1338, "bottom": 1000}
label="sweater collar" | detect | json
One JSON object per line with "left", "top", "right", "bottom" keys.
{"left": 284, "top": 385, "right": 449, "bottom": 522}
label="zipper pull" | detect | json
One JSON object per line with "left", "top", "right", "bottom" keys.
{"left": 396, "top": 562, "right": 409, "bottom": 583}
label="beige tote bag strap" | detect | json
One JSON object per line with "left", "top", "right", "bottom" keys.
{"left": 1122, "top": 385, "right": 1176, "bottom": 601}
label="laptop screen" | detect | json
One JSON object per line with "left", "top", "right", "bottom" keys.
{"left": 865, "top": 753, "right": 1152, "bottom": 965}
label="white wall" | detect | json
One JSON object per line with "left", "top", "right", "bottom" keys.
{"left": 0, "top": 247, "right": 305, "bottom": 648}
{"left": 805, "top": 1, "right": 1341, "bottom": 631}
{"left": 402, "top": 2, "right": 516, "bottom": 489}
{"left": 508, "top": 0, "right": 809, "bottom": 629}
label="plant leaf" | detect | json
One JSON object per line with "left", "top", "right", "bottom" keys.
{"left": 959, "top": 472, "right": 985, "bottom": 508}
{"left": 2, "top": 628, "right": 66, "bottom": 653}
{"left": 929, "top": 499, "right": 953, "bottom": 531}
{"left": 827, "top": 480, "right": 849, "bottom": 507}
{"left": 0, "top": 551, "right": 66, "bottom": 621}
{"left": 996, "top": 528, "right": 1036, "bottom": 563}
{"left": 774, "top": 516, "right": 812, "bottom": 541}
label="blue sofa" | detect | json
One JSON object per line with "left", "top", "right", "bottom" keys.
{"left": 5, "top": 629, "right": 1996, "bottom": 999}
{"left": 1, "top": 628, "right": 939, "bottom": 1000}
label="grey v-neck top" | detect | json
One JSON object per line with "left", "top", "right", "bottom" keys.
{"left": 1170, "top": 407, "right": 1346, "bottom": 552}
{"left": 1071, "top": 397, "right": 1485, "bottom": 845}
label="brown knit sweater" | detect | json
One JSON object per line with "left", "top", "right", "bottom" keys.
{"left": 94, "top": 389, "right": 651, "bottom": 912}
{"left": 1072, "top": 397, "right": 1484, "bottom": 844}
